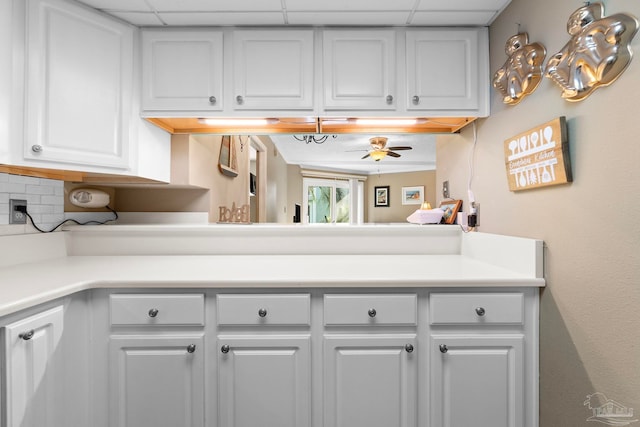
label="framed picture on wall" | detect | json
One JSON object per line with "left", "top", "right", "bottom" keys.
{"left": 439, "top": 200, "right": 463, "bottom": 224}
{"left": 401, "top": 186, "right": 424, "bottom": 205}
{"left": 374, "top": 186, "right": 390, "bottom": 207}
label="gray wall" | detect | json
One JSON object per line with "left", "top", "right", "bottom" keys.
{"left": 436, "top": 1, "right": 640, "bottom": 424}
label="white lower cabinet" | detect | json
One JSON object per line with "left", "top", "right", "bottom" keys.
{"left": 323, "top": 334, "right": 417, "bottom": 427}
{"left": 2, "top": 305, "right": 64, "bottom": 427}
{"left": 1, "top": 288, "right": 538, "bottom": 427}
{"left": 430, "top": 335, "right": 524, "bottom": 427}
{"left": 109, "top": 335, "right": 205, "bottom": 427}
{"left": 217, "top": 335, "right": 311, "bottom": 427}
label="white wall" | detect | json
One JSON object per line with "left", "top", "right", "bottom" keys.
{"left": 436, "top": 1, "right": 640, "bottom": 424}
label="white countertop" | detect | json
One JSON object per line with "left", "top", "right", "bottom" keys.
{"left": 0, "top": 225, "right": 545, "bottom": 317}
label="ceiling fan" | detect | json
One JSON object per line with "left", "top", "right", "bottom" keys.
{"left": 360, "top": 137, "right": 413, "bottom": 161}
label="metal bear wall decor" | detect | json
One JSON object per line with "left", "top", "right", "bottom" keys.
{"left": 493, "top": 33, "right": 547, "bottom": 105}
{"left": 546, "top": 3, "right": 639, "bottom": 101}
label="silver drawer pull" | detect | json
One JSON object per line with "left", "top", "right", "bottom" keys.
{"left": 187, "top": 344, "right": 196, "bottom": 353}
{"left": 405, "top": 344, "right": 414, "bottom": 353}
{"left": 475, "top": 307, "right": 486, "bottom": 316}
{"left": 258, "top": 308, "right": 267, "bottom": 318}
{"left": 19, "top": 330, "right": 35, "bottom": 341}
{"left": 236, "top": 95, "right": 244, "bottom": 105}
{"left": 221, "top": 344, "right": 230, "bottom": 354}
{"left": 148, "top": 308, "right": 159, "bottom": 318}
{"left": 31, "top": 144, "right": 43, "bottom": 153}
{"left": 439, "top": 344, "right": 448, "bottom": 353}
{"left": 386, "top": 94, "right": 393, "bottom": 104}
{"left": 208, "top": 96, "right": 217, "bottom": 104}
{"left": 368, "top": 308, "right": 377, "bottom": 318}
{"left": 412, "top": 95, "right": 420, "bottom": 105}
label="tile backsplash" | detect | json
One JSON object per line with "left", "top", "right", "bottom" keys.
{"left": 0, "top": 173, "right": 65, "bottom": 233}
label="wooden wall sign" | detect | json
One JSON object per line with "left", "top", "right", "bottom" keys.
{"left": 504, "top": 117, "right": 572, "bottom": 191}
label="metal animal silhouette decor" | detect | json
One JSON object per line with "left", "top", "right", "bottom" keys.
{"left": 546, "top": 3, "right": 638, "bottom": 101}
{"left": 493, "top": 33, "right": 546, "bottom": 105}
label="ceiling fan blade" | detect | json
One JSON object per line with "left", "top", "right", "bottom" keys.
{"left": 388, "top": 146, "right": 412, "bottom": 150}
{"left": 361, "top": 153, "right": 371, "bottom": 159}
{"left": 387, "top": 151, "right": 401, "bottom": 158}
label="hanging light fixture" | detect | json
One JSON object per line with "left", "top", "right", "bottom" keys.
{"left": 293, "top": 134, "right": 337, "bottom": 144}
{"left": 369, "top": 150, "right": 388, "bottom": 161}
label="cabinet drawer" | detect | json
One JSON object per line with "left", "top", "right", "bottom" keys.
{"left": 324, "top": 294, "right": 417, "bottom": 326}
{"left": 110, "top": 294, "right": 205, "bottom": 326}
{"left": 429, "top": 293, "right": 524, "bottom": 325}
{"left": 217, "top": 294, "right": 310, "bottom": 326}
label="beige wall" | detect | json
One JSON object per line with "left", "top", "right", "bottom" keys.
{"left": 437, "top": 1, "right": 640, "bottom": 424}
{"left": 114, "top": 134, "right": 250, "bottom": 222}
{"left": 365, "top": 170, "right": 436, "bottom": 223}
{"left": 259, "top": 136, "right": 290, "bottom": 223}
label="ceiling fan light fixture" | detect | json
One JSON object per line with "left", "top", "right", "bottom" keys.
{"left": 370, "top": 150, "right": 388, "bottom": 161}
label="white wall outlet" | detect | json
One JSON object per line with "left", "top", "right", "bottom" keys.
{"left": 9, "top": 199, "right": 27, "bottom": 224}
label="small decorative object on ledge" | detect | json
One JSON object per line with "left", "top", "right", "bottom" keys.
{"left": 545, "top": 3, "right": 638, "bottom": 102}
{"left": 219, "top": 135, "right": 238, "bottom": 177}
{"left": 504, "top": 117, "right": 572, "bottom": 191}
{"left": 492, "top": 33, "right": 546, "bottom": 105}
{"left": 439, "top": 200, "right": 462, "bottom": 224}
{"left": 218, "top": 202, "right": 250, "bottom": 224}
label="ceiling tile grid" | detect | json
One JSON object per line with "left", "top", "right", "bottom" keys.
{"left": 74, "top": 0, "right": 512, "bottom": 26}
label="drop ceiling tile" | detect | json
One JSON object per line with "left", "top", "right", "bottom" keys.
{"left": 160, "top": 12, "right": 286, "bottom": 26}
{"left": 74, "top": 0, "right": 151, "bottom": 11}
{"left": 285, "top": 0, "right": 416, "bottom": 12}
{"left": 149, "top": 0, "right": 283, "bottom": 12}
{"left": 108, "top": 11, "right": 165, "bottom": 26}
{"left": 416, "top": 0, "right": 510, "bottom": 11}
{"left": 410, "top": 11, "right": 497, "bottom": 26}
{"left": 287, "top": 12, "right": 411, "bottom": 26}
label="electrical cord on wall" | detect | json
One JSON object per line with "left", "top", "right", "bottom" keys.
{"left": 18, "top": 205, "right": 119, "bottom": 233}
{"left": 466, "top": 122, "right": 479, "bottom": 229}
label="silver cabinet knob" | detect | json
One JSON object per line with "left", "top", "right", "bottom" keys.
{"left": 405, "top": 344, "right": 414, "bottom": 353}
{"left": 236, "top": 95, "right": 244, "bottom": 105}
{"left": 258, "top": 308, "right": 267, "bottom": 318}
{"left": 31, "top": 144, "right": 43, "bottom": 153}
{"left": 209, "top": 96, "right": 217, "bottom": 104}
{"left": 221, "top": 344, "right": 230, "bottom": 354}
{"left": 386, "top": 95, "right": 393, "bottom": 104}
{"left": 368, "top": 308, "right": 377, "bottom": 318}
{"left": 19, "top": 330, "right": 35, "bottom": 340}
{"left": 475, "top": 307, "right": 486, "bottom": 316}
{"left": 439, "top": 344, "right": 448, "bottom": 353}
{"left": 412, "top": 95, "right": 420, "bottom": 105}
{"left": 187, "top": 344, "right": 196, "bottom": 353}
{"left": 148, "top": 308, "right": 159, "bottom": 318}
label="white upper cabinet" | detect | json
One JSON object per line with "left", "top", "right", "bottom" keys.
{"left": 232, "top": 30, "right": 315, "bottom": 111}
{"left": 323, "top": 30, "right": 397, "bottom": 111}
{"left": 24, "top": 0, "right": 134, "bottom": 170}
{"left": 405, "top": 28, "right": 489, "bottom": 116}
{"left": 142, "top": 30, "right": 223, "bottom": 112}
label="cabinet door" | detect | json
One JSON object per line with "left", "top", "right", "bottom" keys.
{"left": 324, "top": 334, "right": 417, "bottom": 427}
{"left": 233, "top": 30, "right": 314, "bottom": 111}
{"left": 24, "top": 0, "right": 133, "bottom": 169}
{"left": 3, "top": 305, "right": 64, "bottom": 427}
{"left": 109, "top": 335, "right": 204, "bottom": 427}
{"left": 142, "top": 30, "right": 223, "bottom": 112}
{"left": 323, "top": 30, "right": 396, "bottom": 110}
{"left": 218, "top": 335, "right": 311, "bottom": 427}
{"left": 430, "top": 335, "right": 524, "bottom": 427}
{"left": 406, "top": 29, "right": 487, "bottom": 113}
